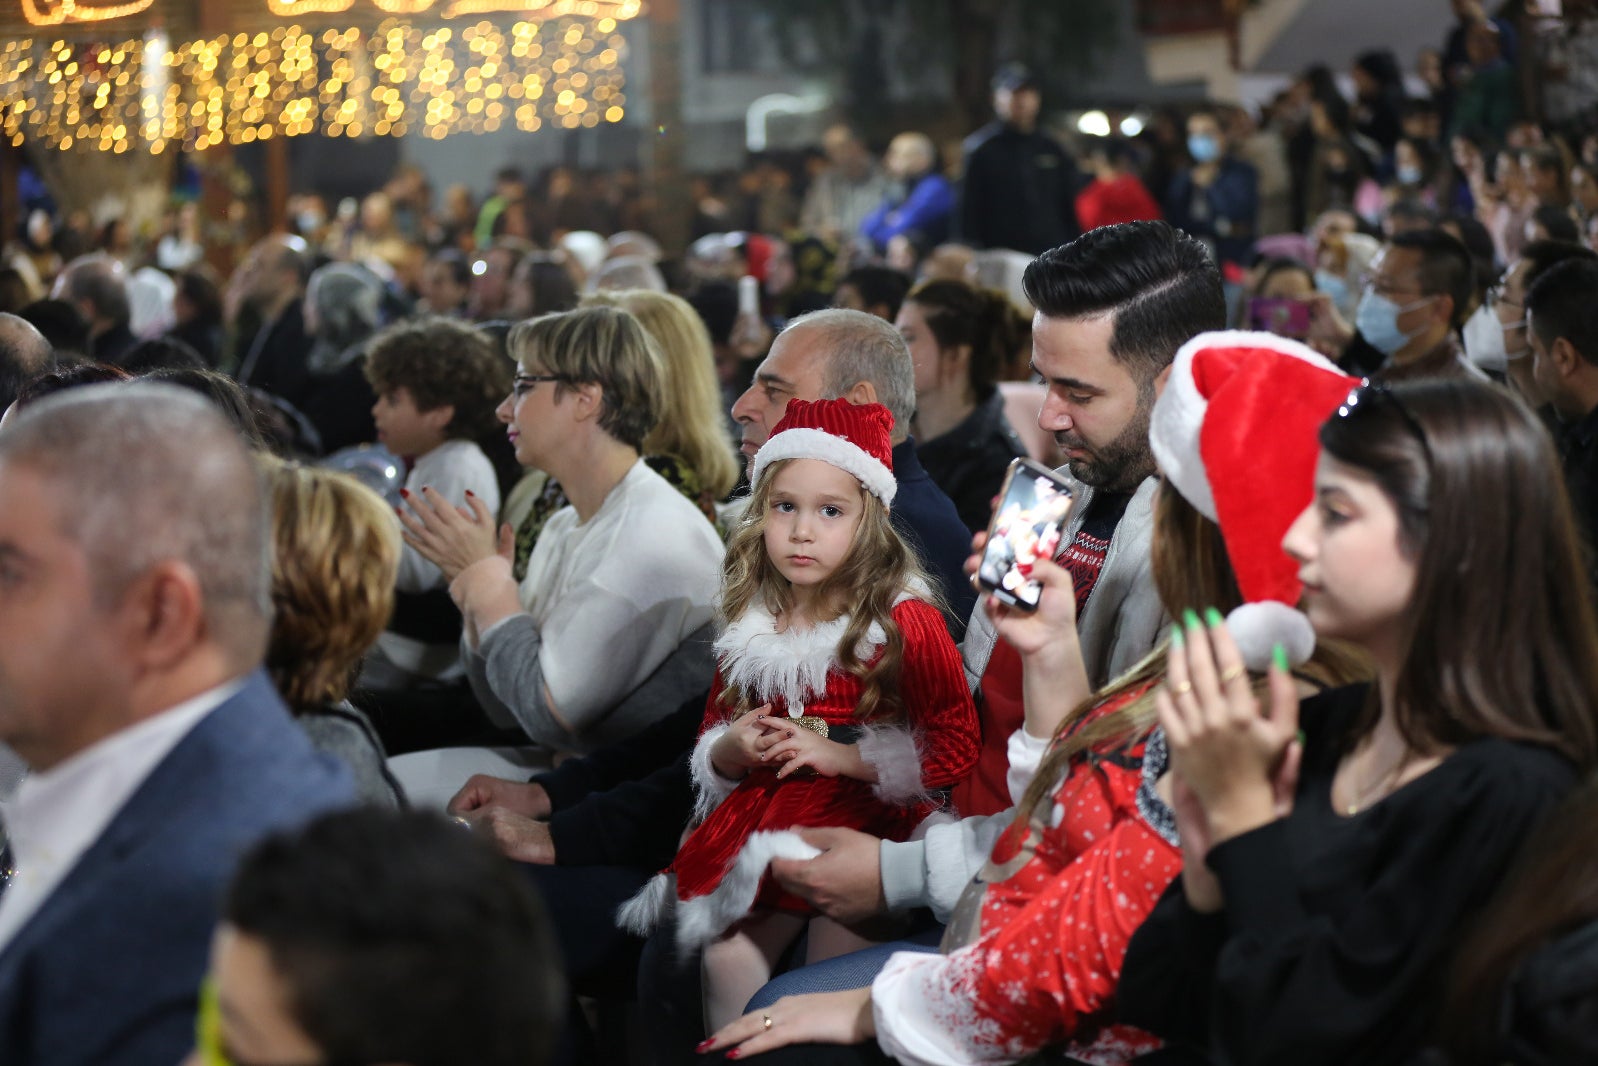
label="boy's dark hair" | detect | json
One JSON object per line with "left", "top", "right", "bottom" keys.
{"left": 1526, "top": 258, "right": 1598, "bottom": 367}
{"left": 838, "top": 266, "right": 913, "bottom": 320}
{"left": 225, "top": 809, "right": 564, "bottom": 1066}
{"left": 1022, "top": 220, "right": 1224, "bottom": 383}
{"left": 1390, "top": 228, "right": 1475, "bottom": 329}
{"left": 363, "top": 316, "right": 509, "bottom": 441}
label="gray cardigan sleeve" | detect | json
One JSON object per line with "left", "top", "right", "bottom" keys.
{"left": 465, "top": 614, "right": 579, "bottom": 752}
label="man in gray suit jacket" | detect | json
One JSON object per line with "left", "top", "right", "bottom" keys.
{"left": 0, "top": 383, "right": 355, "bottom": 1066}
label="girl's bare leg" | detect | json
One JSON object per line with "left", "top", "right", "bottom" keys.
{"left": 803, "top": 914, "right": 879, "bottom": 965}
{"left": 700, "top": 910, "right": 807, "bottom": 1031}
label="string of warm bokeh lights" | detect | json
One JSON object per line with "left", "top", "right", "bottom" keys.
{"left": 1, "top": 12, "right": 632, "bottom": 153}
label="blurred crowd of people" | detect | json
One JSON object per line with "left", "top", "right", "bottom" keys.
{"left": 1, "top": 2, "right": 1598, "bottom": 1065}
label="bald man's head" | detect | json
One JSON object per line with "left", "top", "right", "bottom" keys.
{"left": 0, "top": 313, "right": 55, "bottom": 412}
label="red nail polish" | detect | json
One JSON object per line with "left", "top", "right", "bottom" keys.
{"left": 726, "top": 1051, "right": 741, "bottom": 1061}
{"left": 399, "top": 488, "right": 411, "bottom": 497}
{"left": 695, "top": 1039, "right": 714, "bottom": 1053}
{"left": 465, "top": 489, "right": 475, "bottom": 497}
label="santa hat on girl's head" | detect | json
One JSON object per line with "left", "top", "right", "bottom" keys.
{"left": 751, "top": 398, "right": 897, "bottom": 505}
{"left": 1149, "top": 330, "right": 1360, "bottom": 671}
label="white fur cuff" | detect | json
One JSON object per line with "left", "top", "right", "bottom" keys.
{"left": 690, "top": 723, "right": 742, "bottom": 824}
{"left": 857, "top": 723, "right": 927, "bottom": 805}
{"left": 673, "top": 830, "right": 822, "bottom": 951}
{"left": 617, "top": 872, "right": 674, "bottom": 936}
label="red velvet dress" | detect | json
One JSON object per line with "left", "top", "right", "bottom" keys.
{"left": 619, "top": 595, "right": 979, "bottom": 949}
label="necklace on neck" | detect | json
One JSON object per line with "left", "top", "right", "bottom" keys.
{"left": 1341, "top": 748, "right": 1413, "bottom": 817}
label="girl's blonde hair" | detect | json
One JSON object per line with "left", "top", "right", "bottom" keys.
{"left": 583, "top": 289, "right": 739, "bottom": 500}
{"left": 719, "top": 457, "right": 941, "bottom": 723}
{"left": 259, "top": 456, "right": 402, "bottom": 710}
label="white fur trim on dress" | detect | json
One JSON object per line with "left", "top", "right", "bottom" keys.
{"left": 690, "top": 724, "right": 742, "bottom": 824}
{"left": 856, "top": 722, "right": 928, "bottom": 805}
{"left": 750, "top": 427, "right": 898, "bottom": 504}
{"left": 1150, "top": 329, "right": 1344, "bottom": 523}
{"left": 715, "top": 600, "right": 887, "bottom": 713}
{"left": 672, "top": 830, "right": 822, "bottom": 951}
{"left": 616, "top": 871, "right": 674, "bottom": 936}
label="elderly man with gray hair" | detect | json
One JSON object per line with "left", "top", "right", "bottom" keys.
{"left": 0, "top": 383, "right": 354, "bottom": 1066}
{"left": 51, "top": 253, "right": 135, "bottom": 366}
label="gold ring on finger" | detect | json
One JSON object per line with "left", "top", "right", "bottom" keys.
{"left": 1170, "top": 681, "right": 1193, "bottom": 696}
{"left": 1218, "top": 664, "right": 1247, "bottom": 684}
{"left": 762, "top": 1014, "right": 773, "bottom": 1031}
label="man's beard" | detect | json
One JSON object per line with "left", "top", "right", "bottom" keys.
{"left": 1056, "top": 382, "right": 1156, "bottom": 494}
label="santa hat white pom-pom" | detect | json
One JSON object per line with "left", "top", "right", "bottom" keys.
{"left": 1225, "top": 601, "right": 1315, "bottom": 672}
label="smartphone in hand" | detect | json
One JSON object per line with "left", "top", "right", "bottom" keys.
{"left": 977, "top": 458, "right": 1075, "bottom": 612}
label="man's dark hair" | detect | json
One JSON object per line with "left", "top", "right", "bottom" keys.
{"left": 119, "top": 336, "right": 206, "bottom": 374}
{"left": 1389, "top": 228, "right": 1475, "bottom": 329}
{"left": 429, "top": 248, "right": 473, "bottom": 288}
{"left": 56, "top": 254, "right": 130, "bottom": 329}
{"left": 1385, "top": 198, "right": 1440, "bottom": 229}
{"left": 0, "top": 312, "right": 55, "bottom": 411}
{"left": 13, "top": 362, "right": 131, "bottom": 409}
{"left": 175, "top": 266, "right": 224, "bottom": 325}
{"left": 1531, "top": 205, "right": 1580, "bottom": 245}
{"left": 18, "top": 298, "right": 91, "bottom": 358}
{"left": 143, "top": 366, "right": 264, "bottom": 447}
{"left": 1021, "top": 220, "right": 1224, "bottom": 382}
{"left": 225, "top": 809, "right": 564, "bottom": 1066}
{"left": 838, "top": 266, "right": 913, "bottom": 320}
{"left": 1526, "top": 258, "right": 1598, "bottom": 368}
{"left": 1521, "top": 239, "right": 1598, "bottom": 292}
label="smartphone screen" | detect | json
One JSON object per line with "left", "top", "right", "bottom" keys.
{"left": 1248, "top": 296, "right": 1311, "bottom": 339}
{"left": 977, "top": 458, "right": 1074, "bottom": 611}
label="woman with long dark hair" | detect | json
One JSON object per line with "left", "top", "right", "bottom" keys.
{"left": 1120, "top": 378, "right": 1598, "bottom": 1064}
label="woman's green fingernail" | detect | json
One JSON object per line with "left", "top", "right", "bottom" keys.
{"left": 1170, "top": 623, "right": 1185, "bottom": 648}
{"left": 1272, "top": 642, "right": 1290, "bottom": 672}
{"left": 1182, "top": 608, "right": 1202, "bottom": 630}
{"left": 1204, "top": 607, "right": 1225, "bottom": 628}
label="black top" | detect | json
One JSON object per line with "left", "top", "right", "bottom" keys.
{"left": 1118, "top": 683, "right": 1579, "bottom": 1066}
{"left": 958, "top": 121, "right": 1081, "bottom": 254}
{"left": 916, "top": 390, "right": 1029, "bottom": 536}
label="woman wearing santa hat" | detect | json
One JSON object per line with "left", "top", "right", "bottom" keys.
{"left": 1119, "top": 374, "right": 1598, "bottom": 1064}
{"left": 699, "top": 332, "right": 1370, "bottom": 1064}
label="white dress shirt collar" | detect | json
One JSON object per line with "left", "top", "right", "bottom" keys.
{"left": 0, "top": 678, "right": 244, "bottom": 951}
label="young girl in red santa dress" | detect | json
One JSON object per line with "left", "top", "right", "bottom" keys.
{"left": 620, "top": 397, "right": 980, "bottom": 1029}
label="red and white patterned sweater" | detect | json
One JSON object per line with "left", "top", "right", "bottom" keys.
{"left": 873, "top": 683, "right": 1182, "bottom": 1066}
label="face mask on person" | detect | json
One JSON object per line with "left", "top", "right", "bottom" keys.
{"left": 1188, "top": 134, "right": 1222, "bottom": 164}
{"left": 1461, "top": 302, "right": 1508, "bottom": 372}
{"left": 1396, "top": 164, "right": 1424, "bottom": 186}
{"left": 1355, "top": 288, "right": 1435, "bottom": 355}
{"left": 1315, "top": 270, "right": 1351, "bottom": 312}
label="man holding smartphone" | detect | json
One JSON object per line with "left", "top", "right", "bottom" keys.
{"left": 766, "top": 219, "right": 1227, "bottom": 974}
